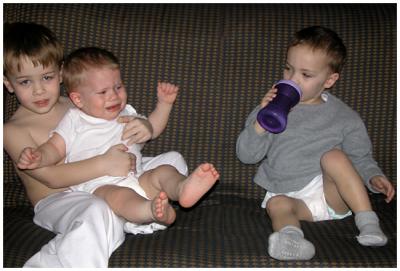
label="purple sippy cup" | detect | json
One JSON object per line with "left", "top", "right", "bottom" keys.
{"left": 256, "top": 79, "right": 302, "bottom": 134}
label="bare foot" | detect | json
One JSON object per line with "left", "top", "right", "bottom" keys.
{"left": 179, "top": 163, "right": 219, "bottom": 208}
{"left": 151, "top": 191, "right": 176, "bottom": 225}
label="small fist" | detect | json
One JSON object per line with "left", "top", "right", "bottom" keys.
{"left": 17, "top": 147, "right": 42, "bottom": 169}
{"left": 157, "top": 82, "right": 179, "bottom": 104}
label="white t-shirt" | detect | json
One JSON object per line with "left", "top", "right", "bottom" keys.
{"left": 53, "top": 104, "right": 145, "bottom": 193}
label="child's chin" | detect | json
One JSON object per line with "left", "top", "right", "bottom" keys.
{"left": 103, "top": 111, "right": 120, "bottom": 121}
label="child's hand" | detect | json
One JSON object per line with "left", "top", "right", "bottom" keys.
{"left": 370, "top": 176, "right": 395, "bottom": 203}
{"left": 254, "top": 86, "right": 278, "bottom": 134}
{"left": 118, "top": 116, "right": 153, "bottom": 145}
{"left": 17, "top": 147, "right": 42, "bottom": 169}
{"left": 260, "top": 86, "right": 278, "bottom": 108}
{"left": 103, "top": 144, "right": 136, "bottom": 176}
{"left": 157, "top": 82, "right": 179, "bottom": 104}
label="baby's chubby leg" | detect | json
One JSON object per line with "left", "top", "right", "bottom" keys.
{"left": 139, "top": 163, "right": 219, "bottom": 208}
{"left": 94, "top": 185, "right": 175, "bottom": 225}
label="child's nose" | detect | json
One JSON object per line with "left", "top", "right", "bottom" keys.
{"left": 287, "top": 75, "right": 300, "bottom": 87}
{"left": 108, "top": 89, "right": 120, "bottom": 100}
{"left": 32, "top": 82, "right": 45, "bottom": 96}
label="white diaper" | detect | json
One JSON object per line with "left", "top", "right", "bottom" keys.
{"left": 261, "top": 175, "right": 352, "bottom": 221}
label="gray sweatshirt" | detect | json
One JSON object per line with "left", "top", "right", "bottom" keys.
{"left": 236, "top": 92, "right": 383, "bottom": 193}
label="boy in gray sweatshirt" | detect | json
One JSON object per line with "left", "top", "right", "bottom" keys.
{"left": 236, "top": 26, "right": 395, "bottom": 261}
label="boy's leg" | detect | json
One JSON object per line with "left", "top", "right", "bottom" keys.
{"left": 139, "top": 163, "right": 219, "bottom": 208}
{"left": 266, "top": 195, "right": 315, "bottom": 260}
{"left": 24, "top": 191, "right": 125, "bottom": 268}
{"left": 94, "top": 185, "right": 176, "bottom": 225}
{"left": 321, "top": 149, "right": 372, "bottom": 213}
{"left": 321, "top": 149, "right": 387, "bottom": 246}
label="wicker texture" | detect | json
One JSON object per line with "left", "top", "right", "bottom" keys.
{"left": 3, "top": 3, "right": 396, "bottom": 267}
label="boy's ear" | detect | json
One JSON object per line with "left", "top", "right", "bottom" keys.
{"left": 3, "top": 76, "right": 15, "bottom": 93}
{"left": 69, "top": 91, "right": 83, "bottom": 108}
{"left": 324, "top": 72, "right": 340, "bottom": 89}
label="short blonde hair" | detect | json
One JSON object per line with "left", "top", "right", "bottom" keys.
{"left": 62, "top": 47, "right": 120, "bottom": 93}
{"left": 4, "top": 22, "right": 63, "bottom": 76}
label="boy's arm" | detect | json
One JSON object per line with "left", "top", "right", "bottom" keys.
{"left": 236, "top": 105, "right": 272, "bottom": 164}
{"left": 236, "top": 86, "right": 279, "bottom": 163}
{"left": 18, "top": 133, "right": 66, "bottom": 169}
{"left": 21, "top": 144, "right": 133, "bottom": 189}
{"left": 38, "top": 133, "right": 66, "bottom": 166}
{"left": 117, "top": 82, "right": 178, "bottom": 145}
{"left": 4, "top": 124, "right": 132, "bottom": 189}
{"left": 147, "top": 82, "right": 178, "bottom": 139}
{"left": 342, "top": 115, "right": 391, "bottom": 193}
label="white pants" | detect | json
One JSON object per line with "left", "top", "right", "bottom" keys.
{"left": 24, "top": 151, "right": 187, "bottom": 268}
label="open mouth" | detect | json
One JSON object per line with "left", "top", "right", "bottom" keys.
{"left": 106, "top": 104, "right": 121, "bottom": 112}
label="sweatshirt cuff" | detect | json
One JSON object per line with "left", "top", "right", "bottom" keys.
{"left": 246, "top": 120, "right": 269, "bottom": 139}
{"left": 364, "top": 173, "right": 385, "bottom": 194}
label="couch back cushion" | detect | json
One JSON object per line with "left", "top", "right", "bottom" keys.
{"left": 4, "top": 4, "right": 396, "bottom": 207}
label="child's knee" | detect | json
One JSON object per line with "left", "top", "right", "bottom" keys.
{"left": 266, "top": 195, "right": 293, "bottom": 215}
{"left": 145, "top": 164, "right": 179, "bottom": 184}
{"left": 164, "top": 151, "right": 188, "bottom": 175}
{"left": 156, "top": 164, "right": 179, "bottom": 175}
{"left": 320, "top": 149, "right": 348, "bottom": 168}
{"left": 95, "top": 185, "right": 131, "bottom": 209}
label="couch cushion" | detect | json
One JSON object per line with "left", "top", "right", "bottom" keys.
{"left": 4, "top": 194, "right": 396, "bottom": 267}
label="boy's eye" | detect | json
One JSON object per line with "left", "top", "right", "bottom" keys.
{"left": 43, "top": 75, "right": 54, "bottom": 81}
{"left": 18, "top": 80, "right": 30, "bottom": 86}
{"left": 303, "top": 73, "right": 312, "bottom": 78}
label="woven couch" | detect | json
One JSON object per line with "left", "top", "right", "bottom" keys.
{"left": 3, "top": 3, "right": 396, "bottom": 268}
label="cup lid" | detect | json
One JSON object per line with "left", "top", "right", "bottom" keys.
{"left": 275, "top": 79, "right": 302, "bottom": 97}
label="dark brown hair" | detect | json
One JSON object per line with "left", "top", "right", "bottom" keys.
{"left": 287, "top": 26, "right": 347, "bottom": 73}
{"left": 4, "top": 22, "right": 63, "bottom": 76}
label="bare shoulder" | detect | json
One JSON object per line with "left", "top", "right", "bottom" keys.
{"left": 3, "top": 98, "right": 71, "bottom": 206}
{"left": 4, "top": 97, "right": 72, "bottom": 162}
